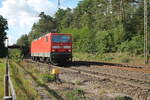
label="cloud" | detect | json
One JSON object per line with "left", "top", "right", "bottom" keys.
{"left": 0, "top": 0, "right": 57, "bottom": 45}
{"left": 7, "top": 34, "right": 17, "bottom": 45}
{"left": 27, "top": 0, "right": 56, "bottom": 15}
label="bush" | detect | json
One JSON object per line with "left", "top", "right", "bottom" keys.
{"left": 74, "top": 88, "right": 84, "bottom": 95}
{"left": 115, "top": 97, "right": 125, "bottom": 100}
{"left": 9, "top": 49, "right": 23, "bottom": 62}
{"left": 42, "top": 74, "right": 55, "bottom": 82}
{"left": 118, "top": 35, "right": 143, "bottom": 54}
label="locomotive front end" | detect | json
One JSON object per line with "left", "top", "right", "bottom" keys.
{"left": 50, "top": 34, "right": 72, "bottom": 64}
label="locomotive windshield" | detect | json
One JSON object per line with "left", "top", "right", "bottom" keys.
{"left": 52, "top": 35, "right": 71, "bottom": 43}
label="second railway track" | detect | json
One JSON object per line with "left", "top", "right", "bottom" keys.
{"left": 26, "top": 59, "right": 150, "bottom": 90}
{"left": 23, "top": 59, "right": 150, "bottom": 100}
{"left": 27, "top": 59, "right": 150, "bottom": 90}
{"left": 51, "top": 64, "right": 150, "bottom": 90}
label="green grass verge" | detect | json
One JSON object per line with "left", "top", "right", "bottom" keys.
{"left": 73, "top": 52, "right": 150, "bottom": 65}
{"left": 0, "top": 59, "right": 5, "bottom": 99}
{"left": 9, "top": 61, "right": 40, "bottom": 100}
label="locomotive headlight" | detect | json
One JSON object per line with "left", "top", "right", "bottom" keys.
{"left": 52, "top": 46, "right": 60, "bottom": 49}
{"left": 52, "top": 49, "right": 55, "bottom": 52}
{"left": 68, "top": 49, "right": 71, "bottom": 52}
{"left": 63, "top": 46, "right": 71, "bottom": 49}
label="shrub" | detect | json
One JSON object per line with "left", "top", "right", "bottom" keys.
{"left": 74, "top": 88, "right": 84, "bottom": 95}
{"left": 9, "top": 49, "right": 23, "bottom": 62}
{"left": 42, "top": 74, "right": 55, "bottom": 82}
{"left": 115, "top": 96, "right": 125, "bottom": 100}
{"left": 118, "top": 35, "right": 143, "bottom": 54}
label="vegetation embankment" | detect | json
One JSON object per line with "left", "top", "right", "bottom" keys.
{"left": 0, "top": 57, "right": 38, "bottom": 100}
{"left": 73, "top": 52, "right": 150, "bottom": 66}
{"left": 0, "top": 59, "right": 5, "bottom": 99}
{"left": 9, "top": 61, "right": 40, "bottom": 100}
{"left": 1, "top": 49, "right": 40, "bottom": 100}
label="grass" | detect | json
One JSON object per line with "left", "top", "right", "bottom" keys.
{"left": 19, "top": 61, "right": 64, "bottom": 100}
{"left": 65, "top": 88, "right": 85, "bottom": 100}
{"left": 73, "top": 52, "right": 150, "bottom": 65}
{"left": 121, "top": 57, "right": 130, "bottom": 63}
{"left": 20, "top": 61, "right": 88, "bottom": 100}
{"left": 42, "top": 74, "right": 56, "bottom": 82}
{"left": 115, "top": 96, "right": 125, "bottom": 100}
{"left": 9, "top": 61, "right": 40, "bottom": 100}
{"left": 0, "top": 59, "right": 5, "bottom": 99}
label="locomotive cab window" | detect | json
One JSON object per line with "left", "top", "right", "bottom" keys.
{"left": 52, "top": 35, "right": 71, "bottom": 43}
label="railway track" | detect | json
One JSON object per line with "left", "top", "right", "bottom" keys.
{"left": 23, "top": 59, "right": 150, "bottom": 99}
{"left": 50, "top": 64, "right": 150, "bottom": 90}
{"left": 26, "top": 59, "right": 150, "bottom": 90}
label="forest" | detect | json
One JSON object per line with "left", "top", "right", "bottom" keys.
{"left": 2, "top": 0, "right": 150, "bottom": 57}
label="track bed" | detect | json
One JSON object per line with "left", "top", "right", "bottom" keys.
{"left": 23, "top": 59, "right": 150, "bottom": 100}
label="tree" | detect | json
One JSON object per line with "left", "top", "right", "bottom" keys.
{"left": 0, "top": 15, "right": 8, "bottom": 57}
{"left": 17, "top": 0, "right": 149, "bottom": 55}
{"left": 55, "top": 8, "right": 73, "bottom": 31}
{"left": 28, "top": 12, "right": 56, "bottom": 43}
{"left": 17, "top": 34, "right": 29, "bottom": 57}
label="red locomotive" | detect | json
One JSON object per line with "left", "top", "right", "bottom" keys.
{"left": 31, "top": 33, "right": 72, "bottom": 65}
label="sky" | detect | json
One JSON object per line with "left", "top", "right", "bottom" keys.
{"left": 0, "top": 0, "right": 81, "bottom": 45}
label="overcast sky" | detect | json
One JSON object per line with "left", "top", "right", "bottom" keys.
{"left": 0, "top": 0, "right": 81, "bottom": 45}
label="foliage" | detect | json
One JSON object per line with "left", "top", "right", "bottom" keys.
{"left": 17, "top": 0, "right": 150, "bottom": 56}
{"left": 10, "top": 61, "right": 40, "bottom": 100}
{"left": 73, "top": 52, "right": 149, "bottom": 65}
{"left": 61, "top": 26, "right": 96, "bottom": 53}
{"left": 121, "top": 57, "right": 131, "bottom": 63}
{"left": 9, "top": 49, "right": 23, "bottom": 62}
{"left": 17, "top": 34, "right": 30, "bottom": 57}
{"left": 115, "top": 96, "right": 125, "bottom": 100}
{"left": 0, "top": 61, "right": 5, "bottom": 99}
{"left": 42, "top": 74, "right": 55, "bottom": 82}
{"left": 65, "top": 91, "right": 79, "bottom": 100}
{"left": 28, "top": 12, "right": 56, "bottom": 43}
{"left": 65, "top": 88, "right": 85, "bottom": 100}
{"left": 73, "top": 88, "right": 84, "bottom": 96}
{"left": 118, "top": 35, "right": 144, "bottom": 54}
{"left": 58, "top": 0, "right": 149, "bottom": 54}
{"left": 0, "top": 15, "right": 8, "bottom": 58}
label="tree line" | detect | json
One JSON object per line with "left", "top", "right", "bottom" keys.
{"left": 16, "top": 0, "right": 150, "bottom": 56}
{"left": 0, "top": 15, "right": 8, "bottom": 57}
